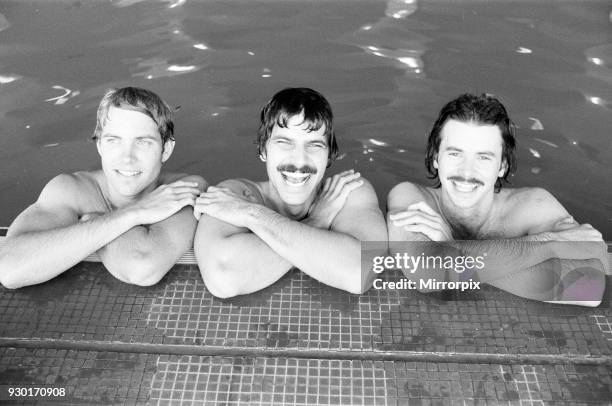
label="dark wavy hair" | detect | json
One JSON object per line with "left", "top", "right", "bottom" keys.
{"left": 425, "top": 93, "right": 517, "bottom": 192}
{"left": 93, "top": 87, "right": 174, "bottom": 145}
{"left": 257, "top": 88, "right": 339, "bottom": 166}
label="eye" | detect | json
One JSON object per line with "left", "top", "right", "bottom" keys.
{"left": 307, "top": 142, "right": 326, "bottom": 150}
{"left": 103, "top": 136, "right": 119, "bottom": 144}
{"left": 447, "top": 151, "right": 459, "bottom": 157}
{"left": 136, "top": 139, "right": 153, "bottom": 146}
{"left": 478, "top": 155, "right": 492, "bottom": 161}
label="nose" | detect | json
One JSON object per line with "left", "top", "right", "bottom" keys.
{"left": 120, "top": 141, "right": 137, "bottom": 164}
{"left": 289, "top": 145, "right": 308, "bottom": 168}
{"left": 457, "top": 156, "right": 476, "bottom": 178}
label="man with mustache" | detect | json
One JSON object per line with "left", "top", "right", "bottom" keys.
{"left": 194, "top": 88, "right": 387, "bottom": 297}
{"left": 387, "top": 93, "right": 606, "bottom": 306}
{"left": 0, "top": 87, "right": 205, "bottom": 288}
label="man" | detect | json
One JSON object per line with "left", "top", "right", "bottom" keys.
{"left": 194, "top": 87, "right": 387, "bottom": 297}
{"left": 0, "top": 87, "right": 206, "bottom": 288}
{"left": 387, "top": 93, "right": 607, "bottom": 306}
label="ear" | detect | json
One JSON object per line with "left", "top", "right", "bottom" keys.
{"left": 96, "top": 138, "right": 102, "bottom": 156}
{"left": 433, "top": 154, "right": 439, "bottom": 169}
{"left": 259, "top": 151, "right": 267, "bottom": 162}
{"left": 161, "top": 139, "right": 175, "bottom": 163}
{"left": 498, "top": 159, "right": 508, "bottom": 177}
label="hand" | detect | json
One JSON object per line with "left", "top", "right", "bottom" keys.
{"left": 546, "top": 218, "right": 603, "bottom": 242}
{"left": 388, "top": 201, "right": 454, "bottom": 241}
{"left": 194, "top": 186, "right": 257, "bottom": 226}
{"left": 305, "top": 170, "right": 363, "bottom": 229}
{"left": 126, "top": 180, "right": 201, "bottom": 225}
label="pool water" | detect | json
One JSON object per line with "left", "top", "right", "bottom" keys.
{"left": 0, "top": 0, "right": 610, "bottom": 239}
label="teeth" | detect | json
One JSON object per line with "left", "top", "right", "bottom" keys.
{"left": 281, "top": 172, "right": 310, "bottom": 185}
{"left": 452, "top": 180, "right": 478, "bottom": 192}
{"left": 117, "top": 170, "right": 140, "bottom": 177}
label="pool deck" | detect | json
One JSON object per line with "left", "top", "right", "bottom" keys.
{"left": 0, "top": 236, "right": 611, "bottom": 405}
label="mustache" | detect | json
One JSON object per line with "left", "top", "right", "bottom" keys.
{"left": 277, "top": 164, "right": 317, "bottom": 174}
{"left": 447, "top": 176, "right": 484, "bottom": 186}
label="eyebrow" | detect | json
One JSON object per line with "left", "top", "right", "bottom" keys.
{"left": 443, "top": 146, "right": 496, "bottom": 156}
{"left": 101, "top": 133, "right": 158, "bottom": 140}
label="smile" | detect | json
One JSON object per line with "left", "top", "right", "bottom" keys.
{"left": 451, "top": 180, "right": 479, "bottom": 192}
{"left": 281, "top": 171, "right": 311, "bottom": 186}
{"left": 115, "top": 170, "right": 141, "bottom": 177}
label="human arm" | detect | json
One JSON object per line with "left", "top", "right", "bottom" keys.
{"left": 445, "top": 188, "right": 607, "bottom": 281}
{"left": 194, "top": 172, "right": 387, "bottom": 297}
{"left": 194, "top": 179, "right": 295, "bottom": 298}
{"left": 243, "top": 177, "right": 387, "bottom": 294}
{"left": 97, "top": 175, "right": 207, "bottom": 286}
{"left": 387, "top": 183, "right": 450, "bottom": 242}
{"left": 0, "top": 174, "right": 142, "bottom": 288}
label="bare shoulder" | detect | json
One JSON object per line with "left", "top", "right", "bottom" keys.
{"left": 501, "top": 187, "right": 569, "bottom": 234}
{"left": 7, "top": 172, "right": 93, "bottom": 236}
{"left": 504, "top": 187, "right": 567, "bottom": 215}
{"left": 334, "top": 177, "right": 387, "bottom": 240}
{"left": 387, "top": 181, "right": 436, "bottom": 213}
{"left": 343, "top": 177, "right": 380, "bottom": 209}
{"left": 218, "top": 178, "right": 265, "bottom": 205}
{"left": 39, "top": 172, "right": 97, "bottom": 208}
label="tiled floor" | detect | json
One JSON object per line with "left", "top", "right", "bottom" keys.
{"left": 0, "top": 242, "right": 611, "bottom": 404}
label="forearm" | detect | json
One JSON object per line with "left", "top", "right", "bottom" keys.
{"left": 0, "top": 210, "right": 138, "bottom": 288}
{"left": 198, "top": 232, "right": 293, "bottom": 298}
{"left": 246, "top": 205, "right": 363, "bottom": 293}
{"left": 99, "top": 208, "right": 197, "bottom": 286}
{"left": 449, "top": 235, "right": 607, "bottom": 283}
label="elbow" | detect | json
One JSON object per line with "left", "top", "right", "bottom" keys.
{"left": 196, "top": 249, "right": 241, "bottom": 299}
{"left": 0, "top": 272, "right": 24, "bottom": 290}
{"left": 0, "top": 255, "right": 26, "bottom": 289}
{"left": 105, "top": 250, "right": 170, "bottom": 287}
{"left": 201, "top": 260, "right": 241, "bottom": 299}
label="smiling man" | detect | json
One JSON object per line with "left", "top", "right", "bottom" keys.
{"left": 0, "top": 87, "right": 206, "bottom": 289}
{"left": 387, "top": 93, "right": 607, "bottom": 306}
{"left": 194, "top": 88, "right": 387, "bottom": 297}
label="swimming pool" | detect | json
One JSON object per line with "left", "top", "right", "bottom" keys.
{"left": 0, "top": 0, "right": 610, "bottom": 239}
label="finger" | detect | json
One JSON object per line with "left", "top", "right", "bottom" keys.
{"left": 321, "top": 177, "right": 332, "bottom": 194}
{"left": 392, "top": 212, "right": 442, "bottom": 231}
{"left": 407, "top": 201, "right": 439, "bottom": 217}
{"left": 404, "top": 224, "right": 436, "bottom": 241}
{"left": 403, "top": 223, "right": 436, "bottom": 240}
{"left": 388, "top": 210, "right": 418, "bottom": 221}
{"left": 339, "top": 179, "right": 363, "bottom": 199}
{"left": 172, "top": 192, "right": 199, "bottom": 202}
{"left": 328, "top": 170, "right": 355, "bottom": 190}
{"left": 169, "top": 180, "right": 200, "bottom": 188}
{"left": 330, "top": 172, "right": 361, "bottom": 198}
{"left": 166, "top": 186, "right": 202, "bottom": 196}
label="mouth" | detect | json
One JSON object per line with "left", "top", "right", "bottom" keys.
{"left": 450, "top": 180, "right": 480, "bottom": 192}
{"left": 115, "top": 169, "right": 142, "bottom": 178}
{"left": 280, "top": 171, "right": 311, "bottom": 186}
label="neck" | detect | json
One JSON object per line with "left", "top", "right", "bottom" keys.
{"left": 263, "top": 181, "right": 317, "bottom": 221}
{"left": 437, "top": 189, "right": 495, "bottom": 238}
{"left": 101, "top": 176, "right": 158, "bottom": 211}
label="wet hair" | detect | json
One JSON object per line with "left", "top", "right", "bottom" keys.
{"left": 257, "top": 87, "right": 339, "bottom": 166}
{"left": 92, "top": 87, "right": 174, "bottom": 144}
{"left": 425, "top": 93, "right": 517, "bottom": 192}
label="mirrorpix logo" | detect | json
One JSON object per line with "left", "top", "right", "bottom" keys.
{"left": 370, "top": 252, "right": 484, "bottom": 291}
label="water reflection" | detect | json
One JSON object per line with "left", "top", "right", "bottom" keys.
{"left": 0, "top": 12, "right": 10, "bottom": 32}
{"left": 385, "top": 0, "right": 418, "bottom": 19}
{"left": 528, "top": 117, "right": 544, "bottom": 130}
{"left": 0, "top": 74, "right": 21, "bottom": 84}
{"left": 44, "top": 85, "right": 80, "bottom": 105}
